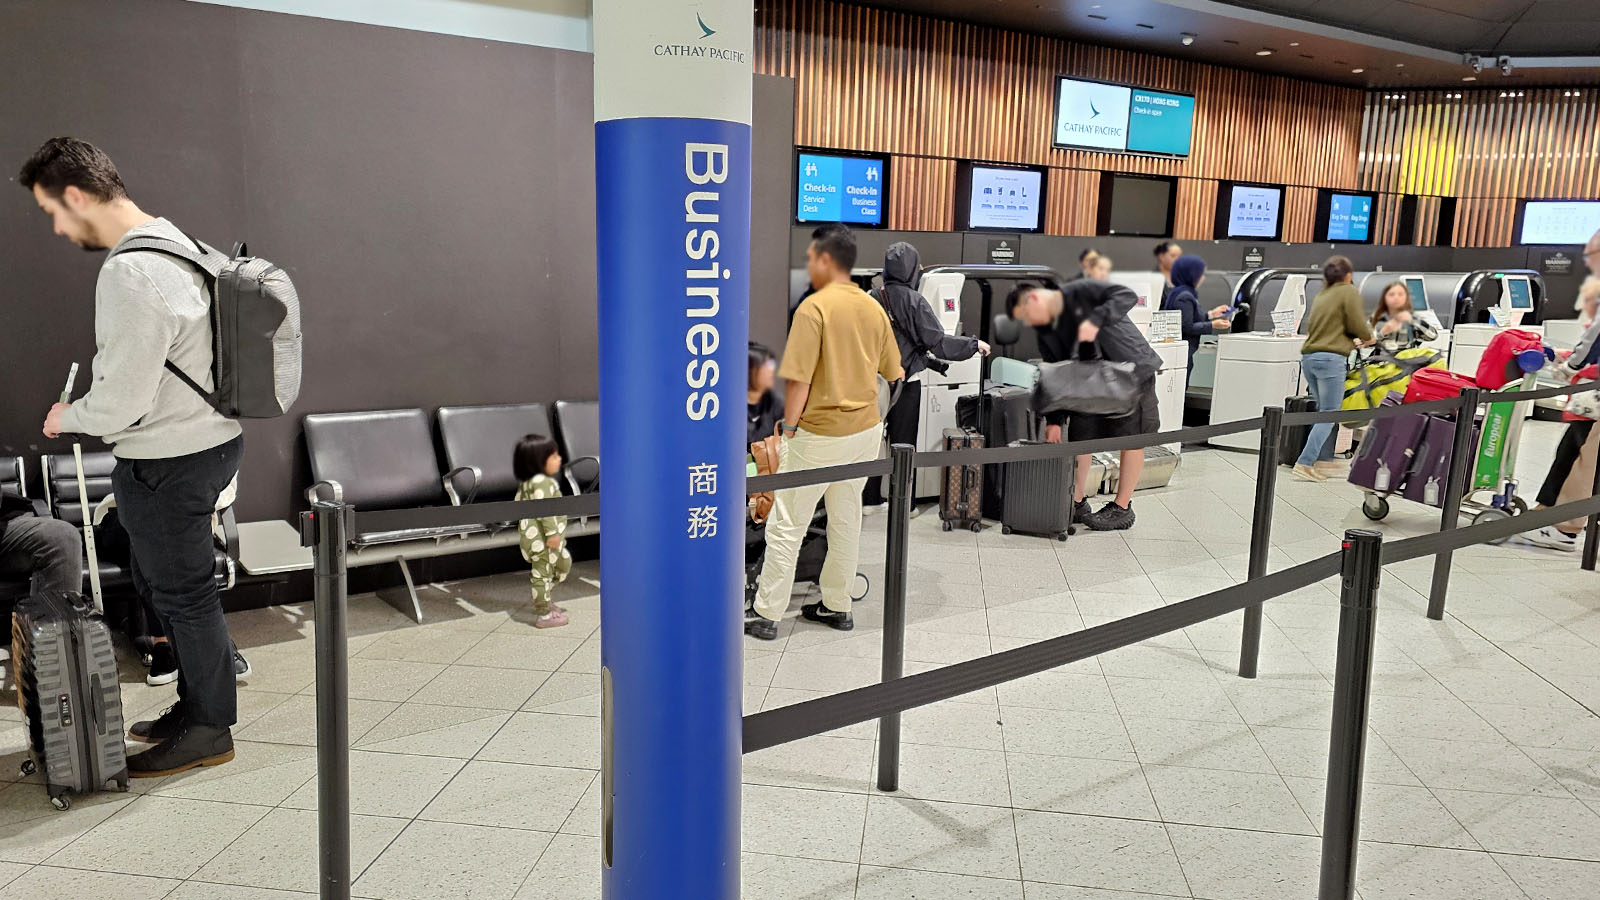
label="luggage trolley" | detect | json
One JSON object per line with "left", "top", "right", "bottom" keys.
{"left": 1359, "top": 349, "right": 1548, "bottom": 543}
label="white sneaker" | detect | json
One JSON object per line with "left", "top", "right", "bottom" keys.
{"left": 1519, "top": 526, "right": 1578, "bottom": 552}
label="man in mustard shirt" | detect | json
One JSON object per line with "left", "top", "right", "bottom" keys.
{"left": 747, "top": 225, "right": 903, "bottom": 640}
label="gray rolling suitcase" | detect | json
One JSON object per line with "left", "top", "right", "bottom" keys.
{"left": 1000, "top": 443, "right": 1077, "bottom": 541}
{"left": 11, "top": 591, "right": 129, "bottom": 809}
{"left": 1101, "top": 446, "right": 1182, "bottom": 494}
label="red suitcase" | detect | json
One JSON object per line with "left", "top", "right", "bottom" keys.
{"left": 1404, "top": 367, "right": 1476, "bottom": 404}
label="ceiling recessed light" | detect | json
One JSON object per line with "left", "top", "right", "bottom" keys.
{"left": 1181, "top": 33, "right": 1196, "bottom": 45}
{"left": 1288, "top": 41, "right": 1300, "bottom": 47}
{"left": 1256, "top": 49, "right": 1273, "bottom": 56}
{"left": 1395, "top": 63, "right": 1405, "bottom": 67}
{"left": 1462, "top": 75, "right": 1477, "bottom": 82}
{"left": 1351, "top": 67, "right": 1365, "bottom": 73}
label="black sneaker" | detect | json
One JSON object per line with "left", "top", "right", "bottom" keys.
{"left": 146, "top": 642, "right": 179, "bottom": 687}
{"left": 1085, "top": 501, "right": 1136, "bottom": 532}
{"left": 233, "top": 646, "right": 252, "bottom": 682}
{"left": 128, "top": 724, "right": 234, "bottom": 778}
{"left": 745, "top": 617, "right": 778, "bottom": 641}
{"left": 800, "top": 600, "right": 854, "bottom": 632}
{"left": 128, "top": 702, "right": 187, "bottom": 745}
{"left": 1072, "top": 498, "right": 1094, "bottom": 526}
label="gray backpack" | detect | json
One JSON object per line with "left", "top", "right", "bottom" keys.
{"left": 110, "top": 235, "right": 301, "bottom": 419}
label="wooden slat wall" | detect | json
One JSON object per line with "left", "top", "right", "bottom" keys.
{"left": 1360, "top": 89, "right": 1600, "bottom": 246}
{"left": 756, "top": 0, "right": 1363, "bottom": 234}
{"left": 758, "top": 0, "right": 1600, "bottom": 246}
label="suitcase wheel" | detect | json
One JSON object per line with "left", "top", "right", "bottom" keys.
{"left": 1362, "top": 495, "right": 1390, "bottom": 521}
{"left": 50, "top": 793, "right": 70, "bottom": 811}
{"left": 1055, "top": 531, "right": 1069, "bottom": 542}
{"left": 851, "top": 573, "right": 870, "bottom": 602}
{"left": 1001, "top": 525, "right": 1013, "bottom": 536}
{"left": 942, "top": 520, "right": 953, "bottom": 532}
{"left": 970, "top": 522, "right": 982, "bottom": 534}
{"left": 19, "top": 759, "right": 36, "bottom": 777}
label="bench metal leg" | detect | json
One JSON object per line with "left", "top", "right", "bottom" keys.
{"left": 379, "top": 556, "right": 424, "bottom": 624}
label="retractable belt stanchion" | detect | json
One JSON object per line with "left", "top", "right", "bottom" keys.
{"left": 1319, "top": 529, "right": 1382, "bottom": 900}
{"left": 593, "top": 3, "right": 752, "bottom": 897}
{"left": 303, "top": 500, "right": 353, "bottom": 900}
{"left": 1238, "top": 406, "right": 1283, "bottom": 679}
{"left": 1428, "top": 389, "right": 1481, "bottom": 620}
{"left": 876, "top": 444, "right": 915, "bottom": 793}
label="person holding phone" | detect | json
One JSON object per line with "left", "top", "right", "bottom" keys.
{"left": 1369, "top": 281, "right": 1438, "bottom": 353}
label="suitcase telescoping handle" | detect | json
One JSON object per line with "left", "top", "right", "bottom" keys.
{"left": 60, "top": 363, "right": 104, "bottom": 613}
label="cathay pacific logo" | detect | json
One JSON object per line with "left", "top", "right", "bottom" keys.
{"left": 653, "top": 12, "right": 745, "bottom": 62}
{"left": 1089, "top": 100, "right": 1101, "bottom": 119}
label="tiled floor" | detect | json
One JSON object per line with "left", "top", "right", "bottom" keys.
{"left": 2, "top": 419, "right": 1598, "bottom": 899}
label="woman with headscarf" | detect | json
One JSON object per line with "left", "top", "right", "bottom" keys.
{"left": 1161, "top": 254, "right": 1230, "bottom": 369}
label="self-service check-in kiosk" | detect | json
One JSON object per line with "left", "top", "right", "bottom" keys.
{"left": 1449, "top": 272, "right": 1545, "bottom": 378}
{"left": 1111, "top": 272, "right": 1189, "bottom": 453}
{"left": 1206, "top": 269, "right": 1314, "bottom": 451}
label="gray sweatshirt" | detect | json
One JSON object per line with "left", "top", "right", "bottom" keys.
{"left": 59, "top": 218, "right": 243, "bottom": 459}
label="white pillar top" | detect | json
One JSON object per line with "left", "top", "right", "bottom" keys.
{"left": 593, "top": 0, "right": 752, "bottom": 125}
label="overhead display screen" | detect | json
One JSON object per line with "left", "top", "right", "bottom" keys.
{"left": 1324, "top": 193, "right": 1374, "bottom": 242}
{"left": 1098, "top": 174, "right": 1177, "bottom": 238}
{"left": 1517, "top": 200, "right": 1600, "bottom": 245}
{"left": 961, "top": 163, "right": 1046, "bottom": 232}
{"left": 1219, "top": 183, "right": 1284, "bottom": 239}
{"left": 1054, "top": 77, "right": 1195, "bottom": 158}
{"left": 795, "top": 150, "right": 888, "bottom": 227}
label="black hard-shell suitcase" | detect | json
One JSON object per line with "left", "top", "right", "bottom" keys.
{"left": 11, "top": 591, "right": 129, "bottom": 809}
{"left": 957, "top": 386, "right": 1032, "bottom": 519}
{"left": 939, "top": 429, "right": 983, "bottom": 533}
{"left": 1278, "top": 395, "right": 1316, "bottom": 466}
{"left": 1000, "top": 442, "right": 1076, "bottom": 541}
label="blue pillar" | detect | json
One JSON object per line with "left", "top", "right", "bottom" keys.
{"left": 594, "top": 3, "right": 750, "bottom": 898}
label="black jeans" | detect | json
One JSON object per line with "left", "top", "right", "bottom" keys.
{"left": 0, "top": 515, "right": 82, "bottom": 595}
{"left": 1537, "top": 421, "right": 1594, "bottom": 509}
{"left": 863, "top": 380, "right": 922, "bottom": 506}
{"left": 113, "top": 436, "right": 243, "bottom": 727}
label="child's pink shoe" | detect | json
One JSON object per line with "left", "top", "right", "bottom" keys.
{"left": 535, "top": 610, "right": 569, "bottom": 629}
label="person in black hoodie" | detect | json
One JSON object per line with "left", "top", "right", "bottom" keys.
{"left": 1162, "top": 254, "right": 1231, "bottom": 369}
{"left": 862, "top": 242, "right": 989, "bottom": 505}
{"left": 747, "top": 342, "right": 785, "bottom": 446}
{"left": 1010, "top": 279, "right": 1161, "bottom": 531}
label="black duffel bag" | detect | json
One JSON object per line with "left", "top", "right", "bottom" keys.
{"left": 1034, "top": 345, "right": 1141, "bottom": 418}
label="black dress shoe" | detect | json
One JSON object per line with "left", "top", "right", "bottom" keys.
{"left": 128, "top": 724, "right": 235, "bottom": 778}
{"left": 801, "top": 600, "right": 854, "bottom": 632}
{"left": 744, "top": 617, "right": 778, "bottom": 641}
{"left": 128, "top": 702, "right": 186, "bottom": 744}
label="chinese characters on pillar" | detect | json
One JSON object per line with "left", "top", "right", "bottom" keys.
{"left": 688, "top": 463, "right": 718, "bottom": 539}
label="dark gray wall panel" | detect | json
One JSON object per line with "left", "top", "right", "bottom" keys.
{"left": 1, "top": 0, "right": 796, "bottom": 523}
{"left": 751, "top": 77, "right": 798, "bottom": 354}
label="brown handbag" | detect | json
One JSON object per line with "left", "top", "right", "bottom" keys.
{"left": 749, "top": 426, "right": 783, "bottom": 524}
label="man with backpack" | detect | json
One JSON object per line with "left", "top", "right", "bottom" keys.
{"left": 24, "top": 137, "right": 245, "bottom": 776}
{"left": 862, "top": 241, "right": 989, "bottom": 506}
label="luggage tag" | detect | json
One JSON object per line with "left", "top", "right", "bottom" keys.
{"left": 1375, "top": 460, "right": 1391, "bottom": 493}
{"left": 1424, "top": 477, "right": 1440, "bottom": 507}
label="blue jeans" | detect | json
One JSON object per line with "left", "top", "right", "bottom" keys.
{"left": 1297, "top": 352, "right": 1347, "bottom": 467}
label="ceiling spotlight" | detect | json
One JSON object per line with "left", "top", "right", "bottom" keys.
{"left": 1256, "top": 49, "right": 1274, "bottom": 56}
{"left": 1462, "top": 75, "right": 1477, "bottom": 82}
{"left": 1499, "top": 56, "right": 1514, "bottom": 76}
{"left": 1351, "top": 67, "right": 1365, "bottom": 73}
{"left": 1289, "top": 41, "right": 1300, "bottom": 47}
{"left": 1395, "top": 62, "right": 1405, "bottom": 67}
{"left": 1467, "top": 54, "right": 1483, "bottom": 74}
{"left": 1181, "top": 33, "right": 1196, "bottom": 46}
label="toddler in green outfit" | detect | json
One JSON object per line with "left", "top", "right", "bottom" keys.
{"left": 514, "top": 434, "right": 572, "bottom": 628}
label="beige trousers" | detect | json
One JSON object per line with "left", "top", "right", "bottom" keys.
{"left": 753, "top": 423, "right": 884, "bottom": 622}
{"left": 1556, "top": 422, "right": 1600, "bottom": 534}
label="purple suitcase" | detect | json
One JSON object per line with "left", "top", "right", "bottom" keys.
{"left": 1401, "top": 415, "right": 1481, "bottom": 507}
{"left": 1348, "top": 410, "right": 1429, "bottom": 494}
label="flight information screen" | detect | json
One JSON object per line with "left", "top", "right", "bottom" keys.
{"left": 1225, "top": 184, "right": 1283, "bottom": 238}
{"left": 795, "top": 151, "right": 887, "bottom": 227}
{"left": 1054, "top": 77, "right": 1194, "bottom": 158}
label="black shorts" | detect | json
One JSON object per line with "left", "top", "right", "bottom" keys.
{"left": 1067, "top": 376, "right": 1160, "bottom": 442}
